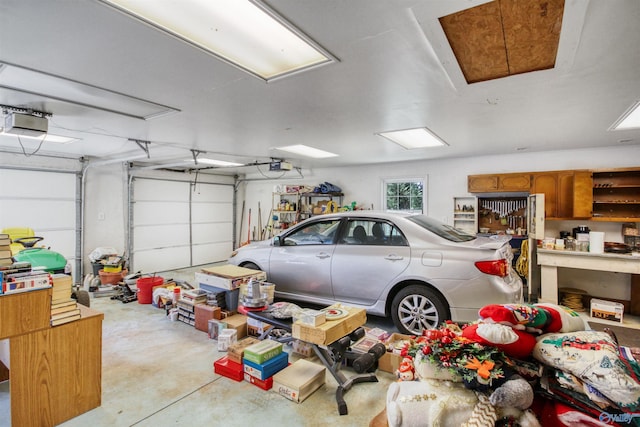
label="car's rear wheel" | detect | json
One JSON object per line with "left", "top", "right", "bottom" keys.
{"left": 391, "top": 285, "right": 449, "bottom": 335}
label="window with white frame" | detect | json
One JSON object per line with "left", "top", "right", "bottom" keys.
{"left": 383, "top": 178, "right": 424, "bottom": 213}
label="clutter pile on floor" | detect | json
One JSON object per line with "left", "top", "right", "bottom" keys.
{"left": 385, "top": 303, "right": 640, "bottom": 427}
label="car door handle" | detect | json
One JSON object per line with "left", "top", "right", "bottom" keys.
{"left": 385, "top": 254, "right": 404, "bottom": 261}
{"left": 316, "top": 252, "right": 331, "bottom": 259}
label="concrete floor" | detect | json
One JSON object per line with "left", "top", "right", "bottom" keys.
{"left": 0, "top": 265, "right": 396, "bottom": 427}
{"left": 1, "top": 264, "right": 638, "bottom": 426}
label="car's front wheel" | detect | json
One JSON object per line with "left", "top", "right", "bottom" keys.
{"left": 391, "top": 285, "right": 449, "bottom": 335}
{"left": 241, "top": 262, "right": 261, "bottom": 271}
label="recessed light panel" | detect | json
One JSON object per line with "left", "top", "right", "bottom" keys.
{"left": 101, "top": 0, "right": 335, "bottom": 81}
{"left": 275, "top": 144, "right": 338, "bottom": 158}
{"left": 377, "top": 128, "right": 447, "bottom": 149}
{"left": 0, "top": 131, "right": 79, "bottom": 144}
{"left": 187, "top": 158, "right": 244, "bottom": 167}
{"left": 611, "top": 101, "right": 640, "bottom": 130}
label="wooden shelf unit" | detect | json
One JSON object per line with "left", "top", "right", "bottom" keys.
{"left": 592, "top": 168, "right": 640, "bottom": 221}
{"left": 453, "top": 196, "right": 477, "bottom": 234}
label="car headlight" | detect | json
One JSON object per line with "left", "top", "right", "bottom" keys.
{"left": 230, "top": 250, "right": 238, "bottom": 258}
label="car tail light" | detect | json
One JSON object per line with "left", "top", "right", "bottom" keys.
{"left": 475, "top": 259, "right": 508, "bottom": 277}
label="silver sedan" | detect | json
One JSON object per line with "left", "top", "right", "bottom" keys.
{"left": 229, "top": 211, "right": 522, "bottom": 335}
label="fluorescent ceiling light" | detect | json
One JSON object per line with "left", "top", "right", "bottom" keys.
{"left": 0, "top": 130, "right": 79, "bottom": 144}
{"left": 185, "top": 158, "right": 244, "bottom": 167}
{"left": 101, "top": 0, "right": 336, "bottom": 81}
{"left": 377, "top": 127, "right": 448, "bottom": 149}
{"left": 611, "top": 101, "right": 640, "bottom": 130}
{"left": 275, "top": 144, "right": 338, "bottom": 159}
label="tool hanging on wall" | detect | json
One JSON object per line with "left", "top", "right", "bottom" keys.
{"left": 262, "top": 208, "right": 273, "bottom": 240}
{"left": 240, "top": 208, "right": 252, "bottom": 247}
{"left": 238, "top": 200, "right": 245, "bottom": 247}
{"left": 257, "top": 202, "right": 262, "bottom": 240}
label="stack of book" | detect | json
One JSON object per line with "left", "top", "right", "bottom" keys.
{"left": 50, "top": 274, "right": 80, "bottom": 326}
{"left": 0, "top": 233, "right": 13, "bottom": 267}
{"left": 181, "top": 288, "right": 208, "bottom": 305}
{"left": 2, "top": 269, "right": 51, "bottom": 294}
{"left": 205, "top": 288, "right": 226, "bottom": 309}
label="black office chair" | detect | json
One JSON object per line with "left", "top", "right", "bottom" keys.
{"left": 352, "top": 225, "right": 367, "bottom": 244}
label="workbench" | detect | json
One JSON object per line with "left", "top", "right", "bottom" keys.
{"left": 537, "top": 248, "right": 640, "bottom": 329}
{"left": 246, "top": 309, "right": 379, "bottom": 415}
{"left": 0, "top": 288, "right": 103, "bottom": 426}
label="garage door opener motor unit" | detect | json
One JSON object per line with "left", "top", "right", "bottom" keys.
{"left": 269, "top": 161, "right": 293, "bottom": 171}
{"left": 4, "top": 112, "right": 49, "bottom": 137}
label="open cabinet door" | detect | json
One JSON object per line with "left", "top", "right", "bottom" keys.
{"left": 527, "top": 194, "right": 545, "bottom": 302}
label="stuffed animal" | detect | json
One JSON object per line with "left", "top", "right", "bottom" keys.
{"left": 396, "top": 357, "right": 415, "bottom": 381}
{"left": 463, "top": 302, "right": 588, "bottom": 360}
{"left": 478, "top": 302, "right": 586, "bottom": 334}
{"left": 462, "top": 322, "right": 537, "bottom": 359}
{"left": 386, "top": 379, "right": 541, "bottom": 427}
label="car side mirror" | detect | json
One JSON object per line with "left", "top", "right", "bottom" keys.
{"left": 273, "top": 236, "right": 281, "bottom": 246}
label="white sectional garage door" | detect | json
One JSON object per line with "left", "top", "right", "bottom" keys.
{"left": 0, "top": 168, "right": 77, "bottom": 273}
{"left": 131, "top": 178, "right": 233, "bottom": 273}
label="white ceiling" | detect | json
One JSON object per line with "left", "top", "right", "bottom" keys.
{"left": 0, "top": 0, "right": 639, "bottom": 172}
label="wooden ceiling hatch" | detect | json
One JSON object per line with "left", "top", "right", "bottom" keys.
{"left": 439, "top": 0, "right": 565, "bottom": 84}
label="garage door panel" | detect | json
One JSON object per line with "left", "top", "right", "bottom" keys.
{"left": 192, "top": 242, "right": 232, "bottom": 265}
{"left": 134, "top": 180, "right": 190, "bottom": 202}
{"left": 0, "top": 170, "right": 75, "bottom": 198}
{"left": 134, "top": 224, "right": 191, "bottom": 249}
{"left": 132, "top": 178, "right": 233, "bottom": 272}
{"left": 0, "top": 199, "right": 75, "bottom": 228}
{"left": 135, "top": 247, "right": 191, "bottom": 273}
{"left": 40, "top": 230, "right": 76, "bottom": 259}
{"left": 133, "top": 202, "right": 189, "bottom": 226}
{"left": 192, "top": 202, "right": 233, "bottom": 223}
{"left": 192, "top": 184, "right": 233, "bottom": 202}
{"left": 191, "top": 223, "right": 231, "bottom": 244}
{"left": 0, "top": 168, "right": 77, "bottom": 281}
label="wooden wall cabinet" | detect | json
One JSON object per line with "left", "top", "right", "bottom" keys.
{"left": 468, "top": 173, "right": 530, "bottom": 193}
{"left": 531, "top": 170, "right": 592, "bottom": 219}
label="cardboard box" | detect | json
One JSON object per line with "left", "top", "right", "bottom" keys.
{"left": 247, "top": 317, "right": 272, "bottom": 337}
{"left": 243, "top": 340, "right": 283, "bottom": 365}
{"left": 244, "top": 372, "right": 273, "bottom": 390}
{"left": 224, "top": 313, "right": 248, "bottom": 339}
{"left": 196, "top": 265, "right": 267, "bottom": 290}
{"left": 227, "top": 337, "right": 261, "bottom": 364}
{"left": 214, "top": 356, "right": 243, "bottom": 382}
{"left": 590, "top": 298, "right": 624, "bottom": 323}
{"left": 273, "top": 359, "right": 326, "bottom": 403}
{"left": 195, "top": 304, "right": 222, "bottom": 332}
{"left": 298, "top": 309, "right": 326, "bottom": 327}
{"left": 207, "top": 319, "right": 227, "bottom": 340}
{"left": 292, "top": 339, "right": 314, "bottom": 358}
{"left": 243, "top": 351, "right": 288, "bottom": 381}
{"left": 217, "top": 329, "right": 237, "bottom": 351}
{"left": 291, "top": 304, "right": 366, "bottom": 345}
{"left": 377, "top": 333, "right": 415, "bottom": 374}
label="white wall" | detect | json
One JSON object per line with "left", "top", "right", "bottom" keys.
{"left": 240, "top": 145, "right": 640, "bottom": 301}
{"left": 241, "top": 145, "right": 640, "bottom": 232}
{"left": 3, "top": 144, "right": 639, "bottom": 298}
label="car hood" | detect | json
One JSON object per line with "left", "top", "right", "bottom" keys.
{"left": 237, "top": 239, "right": 273, "bottom": 252}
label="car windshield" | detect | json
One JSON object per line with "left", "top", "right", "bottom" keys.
{"left": 406, "top": 215, "right": 476, "bottom": 242}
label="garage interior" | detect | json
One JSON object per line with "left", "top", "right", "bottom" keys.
{"left": 1, "top": 0, "right": 640, "bottom": 426}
